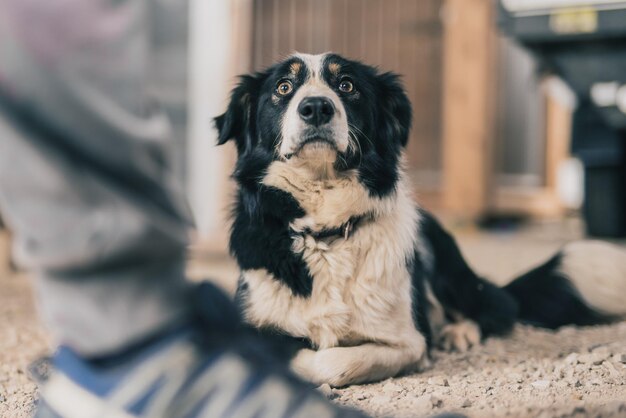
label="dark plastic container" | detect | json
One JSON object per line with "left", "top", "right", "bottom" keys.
{"left": 583, "top": 165, "right": 626, "bottom": 237}
{"left": 572, "top": 101, "right": 626, "bottom": 237}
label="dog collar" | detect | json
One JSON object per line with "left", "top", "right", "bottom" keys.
{"left": 306, "top": 215, "right": 371, "bottom": 240}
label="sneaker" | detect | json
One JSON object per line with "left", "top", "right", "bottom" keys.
{"left": 31, "top": 281, "right": 369, "bottom": 418}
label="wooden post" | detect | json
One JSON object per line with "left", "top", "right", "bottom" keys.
{"left": 441, "top": 0, "right": 498, "bottom": 218}
{"left": 545, "top": 85, "right": 572, "bottom": 193}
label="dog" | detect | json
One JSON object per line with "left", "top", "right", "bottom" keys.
{"left": 214, "top": 53, "right": 626, "bottom": 387}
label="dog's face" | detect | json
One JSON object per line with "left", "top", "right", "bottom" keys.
{"left": 277, "top": 54, "right": 350, "bottom": 158}
{"left": 215, "top": 53, "right": 412, "bottom": 195}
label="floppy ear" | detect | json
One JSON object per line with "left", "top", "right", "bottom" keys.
{"left": 214, "top": 75, "right": 259, "bottom": 154}
{"left": 377, "top": 72, "right": 412, "bottom": 147}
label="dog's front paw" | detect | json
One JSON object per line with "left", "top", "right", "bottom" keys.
{"left": 415, "top": 349, "right": 432, "bottom": 371}
{"left": 437, "top": 320, "right": 481, "bottom": 352}
{"left": 263, "top": 162, "right": 320, "bottom": 202}
{"left": 290, "top": 348, "right": 357, "bottom": 387}
{"left": 290, "top": 349, "right": 319, "bottom": 383}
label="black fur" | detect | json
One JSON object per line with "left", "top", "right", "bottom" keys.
{"left": 225, "top": 143, "right": 315, "bottom": 296}
{"left": 409, "top": 255, "right": 434, "bottom": 347}
{"left": 504, "top": 256, "right": 612, "bottom": 329}
{"left": 417, "top": 210, "right": 519, "bottom": 338}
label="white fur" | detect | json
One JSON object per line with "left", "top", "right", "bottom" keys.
{"left": 297, "top": 53, "right": 325, "bottom": 80}
{"left": 559, "top": 240, "right": 626, "bottom": 316}
{"left": 239, "top": 156, "right": 428, "bottom": 386}
{"left": 279, "top": 53, "right": 350, "bottom": 157}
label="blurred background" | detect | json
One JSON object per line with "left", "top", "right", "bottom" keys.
{"left": 1, "top": 0, "right": 626, "bottom": 283}
{"left": 0, "top": 3, "right": 625, "bottom": 416}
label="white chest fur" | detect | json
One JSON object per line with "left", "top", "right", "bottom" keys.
{"left": 240, "top": 160, "right": 421, "bottom": 351}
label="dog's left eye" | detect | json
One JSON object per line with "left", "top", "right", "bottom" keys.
{"left": 339, "top": 78, "right": 354, "bottom": 93}
{"left": 276, "top": 80, "right": 293, "bottom": 96}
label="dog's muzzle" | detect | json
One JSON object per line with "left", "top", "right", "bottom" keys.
{"left": 286, "top": 127, "right": 338, "bottom": 159}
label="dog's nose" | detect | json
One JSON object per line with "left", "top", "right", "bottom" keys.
{"left": 298, "top": 97, "right": 335, "bottom": 126}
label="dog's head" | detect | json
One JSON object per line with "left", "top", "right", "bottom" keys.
{"left": 215, "top": 53, "right": 411, "bottom": 196}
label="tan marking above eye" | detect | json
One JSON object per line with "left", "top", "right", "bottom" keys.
{"left": 276, "top": 80, "right": 293, "bottom": 96}
{"left": 328, "top": 62, "right": 341, "bottom": 75}
{"left": 290, "top": 62, "right": 302, "bottom": 75}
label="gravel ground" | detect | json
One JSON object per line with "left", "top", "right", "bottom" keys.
{"left": 333, "top": 323, "right": 626, "bottom": 418}
{"left": 1, "top": 219, "right": 625, "bottom": 418}
{"left": 0, "top": 269, "right": 49, "bottom": 418}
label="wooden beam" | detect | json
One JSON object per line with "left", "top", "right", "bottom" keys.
{"left": 544, "top": 83, "right": 572, "bottom": 193}
{"left": 493, "top": 187, "right": 564, "bottom": 217}
{"left": 441, "top": 0, "right": 498, "bottom": 218}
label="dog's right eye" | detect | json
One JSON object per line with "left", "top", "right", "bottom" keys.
{"left": 339, "top": 78, "right": 354, "bottom": 93}
{"left": 276, "top": 80, "right": 293, "bottom": 96}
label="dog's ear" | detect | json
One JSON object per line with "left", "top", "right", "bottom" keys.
{"left": 376, "top": 72, "right": 412, "bottom": 148}
{"left": 214, "top": 75, "right": 260, "bottom": 154}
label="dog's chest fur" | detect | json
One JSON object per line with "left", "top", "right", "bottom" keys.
{"left": 239, "top": 161, "right": 420, "bottom": 349}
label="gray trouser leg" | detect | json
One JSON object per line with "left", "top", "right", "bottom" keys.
{"left": 0, "top": 0, "right": 192, "bottom": 355}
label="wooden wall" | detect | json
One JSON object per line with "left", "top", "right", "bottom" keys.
{"left": 251, "top": 0, "right": 445, "bottom": 187}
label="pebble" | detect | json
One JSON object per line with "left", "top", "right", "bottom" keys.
{"left": 382, "top": 382, "right": 403, "bottom": 394}
{"left": 603, "top": 361, "right": 621, "bottom": 378}
{"left": 620, "top": 354, "right": 626, "bottom": 364}
{"left": 564, "top": 353, "right": 579, "bottom": 365}
{"left": 564, "top": 368, "right": 576, "bottom": 380}
{"left": 368, "top": 395, "right": 392, "bottom": 407}
{"left": 407, "top": 395, "right": 432, "bottom": 410}
{"left": 427, "top": 376, "right": 449, "bottom": 387}
{"left": 571, "top": 380, "right": 583, "bottom": 388}
{"left": 462, "top": 398, "right": 473, "bottom": 408}
{"left": 355, "top": 393, "right": 370, "bottom": 401}
{"left": 575, "top": 364, "right": 589, "bottom": 374}
{"left": 555, "top": 380, "right": 569, "bottom": 389}
{"left": 531, "top": 380, "right": 551, "bottom": 390}
{"left": 430, "top": 395, "right": 443, "bottom": 408}
{"left": 578, "top": 352, "right": 607, "bottom": 366}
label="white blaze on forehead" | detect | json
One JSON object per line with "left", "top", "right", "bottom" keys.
{"left": 293, "top": 53, "right": 327, "bottom": 81}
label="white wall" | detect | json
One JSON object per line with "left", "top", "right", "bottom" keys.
{"left": 187, "top": 0, "right": 234, "bottom": 239}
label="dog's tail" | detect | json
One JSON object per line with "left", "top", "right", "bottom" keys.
{"left": 503, "top": 241, "right": 626, "bottom": 329}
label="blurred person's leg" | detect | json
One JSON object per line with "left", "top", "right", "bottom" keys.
{"left": 0, "top": 0, "right": 191, "bottom": 356}
{"left": 0, "top": 2, "right": 383, "bottom": 417}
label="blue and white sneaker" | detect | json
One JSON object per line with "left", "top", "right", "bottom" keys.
{"left": 31, "top": 282, "right": 369, "bottom": 418}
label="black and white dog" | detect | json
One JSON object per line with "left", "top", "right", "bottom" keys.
{"left": 215, "top": 53, "right": 626, "bottom": 387}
